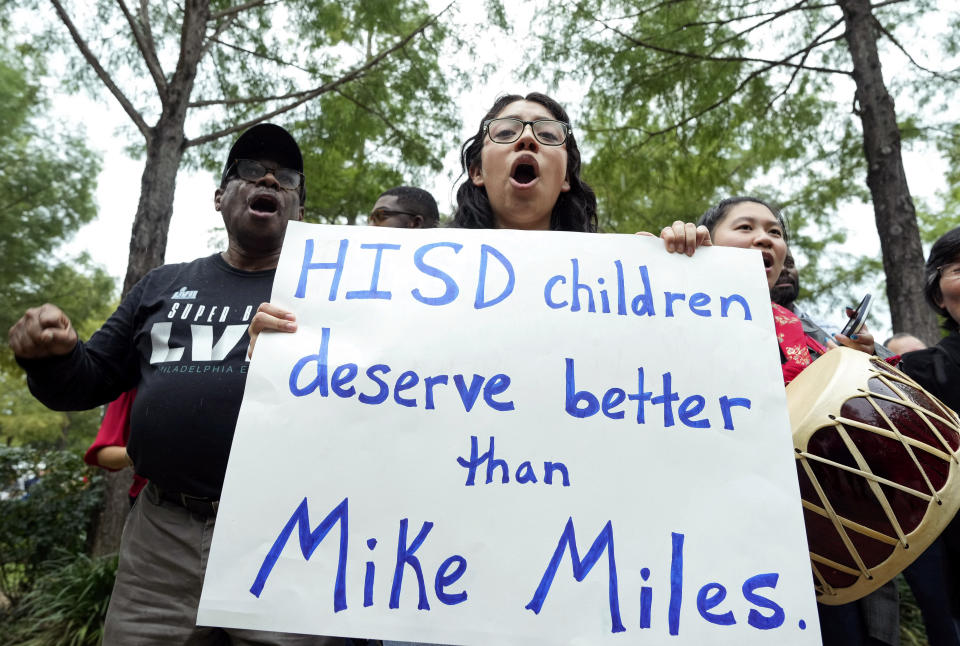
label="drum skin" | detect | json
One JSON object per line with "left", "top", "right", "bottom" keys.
{"left": 787, "top": 347, "right": 960, "bottom": 605}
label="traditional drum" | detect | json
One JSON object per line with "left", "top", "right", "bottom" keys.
{"left": 787, "top": 347, "right": 960, "bottom": 605}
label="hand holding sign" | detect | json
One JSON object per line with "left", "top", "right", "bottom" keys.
{"left": 247, "top": 302, "right": 297, "bottom": 358}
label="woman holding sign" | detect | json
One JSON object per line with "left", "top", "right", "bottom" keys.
{"left": 366, "top": 90, "right": 599, "bottom": 646}
{"left": 660, "top": 198, "right": 897, "bottom": 646}
{"left": 451, "top": 92, "right": 596, "bottom": 232}
{"left": 657, "top": 196, "right": 875, "bottom": 382}
{"left": 247, "top": 92, "right": 599, "bottom": 351}
{"left": 246, "top": 93, "right": 599, "bottom": 646}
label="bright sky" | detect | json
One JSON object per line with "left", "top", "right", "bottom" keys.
{"left": 50, "top": 2, "right": 954, "bottom": 340}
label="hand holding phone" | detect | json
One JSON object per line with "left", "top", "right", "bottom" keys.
{"left": 840, "top": 294, "right": 872, "bottom": 337}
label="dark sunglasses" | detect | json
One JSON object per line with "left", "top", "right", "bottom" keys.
{"left": 229, "top": 159, "right": 303, "bottom": 191}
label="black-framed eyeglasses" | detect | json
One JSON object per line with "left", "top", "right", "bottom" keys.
{"left": 229, "top": 159, "right": 303, "bottom": 191}
{"left": 483, "top": 118, "right": 570, "bottom": 146}
{"left": 937, "top": 262, "right": 960, "bottom": 281}
{"left": 369, "top": 208, "right": 419, "bottom": 224}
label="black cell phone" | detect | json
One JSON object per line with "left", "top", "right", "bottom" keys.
{"left": 841, "top": 294, "right": 872, "bottom": 337}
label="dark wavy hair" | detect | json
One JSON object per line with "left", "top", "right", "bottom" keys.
{"left": 697, "top": 196, "right": 789, "bottom": 244}
{"left": 452, "top": 92, "right": 597, "bottom": 232}
{"left": 924, "top": 225, "right": 960, "bottom": 331}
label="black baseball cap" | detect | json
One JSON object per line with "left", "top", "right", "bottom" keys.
{"left": 221, "top": 123, "right": 305, "bottom": 200}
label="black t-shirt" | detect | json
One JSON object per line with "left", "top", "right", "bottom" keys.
{"left": 22, "top": 254, "right": 275, "bottom": 498}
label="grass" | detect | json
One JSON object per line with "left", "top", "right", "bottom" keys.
{"left": 1, "top": 552, "right": 117, "bottom": 646}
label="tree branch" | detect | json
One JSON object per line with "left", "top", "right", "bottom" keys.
{"left": 200, "top": 12, "right": 237, "bottom": 59}
{"left": 763, "top": 35, "right": 814, "bottom": 113}
{"left": 208, "top": 0, "right": 275, "bottom": 22}
{"left": 601, "top": 14, "right": 849, "bottom": 75}
{"left": 872, "top": 15, "right": 960, "bottom": 79}
{"left": 48, "top": 0, "right": 150, "bottom": 139}
{"left": 189, "top": 86, "right": 315, "bottom": 108}
{"left": 606, "top": 0, "right": 810, "bottom": 57}
{"left": 330, "top": 84, "right": 443, "bottom": 168}
{"left": 870, "top": 0, "right": 913, "bottom": 9}
{"left": 169, "top": 0, "right": 212, "bottom": 93}
{"left": 186, "top": 1, "right": 455, "bottom": 148}
{"left": 204, "top": 36, "right": 313, "bottom": 74}
{"left": 760, "top": 16, "right": 848, "bottom": 111}
{"left": 139, "top": 0, "right": 161, "bottom": 72}
{"left": 115, "top": 0, "right": 167, "bottom": 95}
{"left": 332, "top": 86, "right": 443, "bottom": 166}
{"left": 613, "top": 0, "right": 825, "bottom": 33}
{"left": 589, "top": 26, "right": 846, "bottom": 143}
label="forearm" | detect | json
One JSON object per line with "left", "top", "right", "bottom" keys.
{"left": 96, "top": 446, "right": 133, "bottom": 470}
{"left": 20, "top": 342, "right": 133, "bottom": 410}
{"left": 18, "top": 282, "right": 145, "bottom": 410}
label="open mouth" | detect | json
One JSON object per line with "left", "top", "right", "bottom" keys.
{"left": 513, "top": 164, "right": 537, "bottom": 184}
{"left": 249, "top": 192, "right": 279, "bottom": 215}
{"left": 761, "top": 252, "right": 774, "bottom": 270}
{"left": 510, "top": 156, "right": 540, "bottom": 186}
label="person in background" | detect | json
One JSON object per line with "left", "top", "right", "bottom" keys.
{"left": 368, "top": 186, "right": 440, "bottom": 228}
{"left": 898, "top": 226, "right": 960, "bottom": 646}
{"left": 884, "top": 332, "right": 927, "bottom": 355}
{"left": 771, "top": 251, "right": 801, "bottom": 310}
{"left": 773, "top": 251, "right": 857, "bottom": 349}
{"left": 83, "top": 389, "right": 146, "bottom": 504}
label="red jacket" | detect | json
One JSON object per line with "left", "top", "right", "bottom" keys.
{"left": 83, "top": 389, "right": 147, "bottom": 498}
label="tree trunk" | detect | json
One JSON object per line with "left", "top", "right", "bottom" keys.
{"left": 89, "top": 469, "right": 133, "bottom": 556}
{"left": 121, "top": 0, "right": 208, "bottom": 295}
{"left": 120, "top": 126, "right": 186, "bottom": 294}
{"left": 839, "top": 0, "right": 940, "bottom": 344}
{"left": 89, "top": 133, "right": 184, "bottom": 556}
{"left": 91, "top": 0, "right": 210, "bottom": 556}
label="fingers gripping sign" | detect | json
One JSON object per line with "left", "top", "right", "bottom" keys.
{"left": 8, "top": 304, "right": 79, "bottom": 359}
{"left": 247, "top": 302, "right": 298, "bottom": 359}
{"left": 660, "top": 221, "right": 713, "bottom": 256}
{"left": 637, "top": 221, "right": 713, "bottom": 256}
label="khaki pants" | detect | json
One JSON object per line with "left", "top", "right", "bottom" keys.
{"left": 103, "top": 483, "right": 361, "bottom": 646}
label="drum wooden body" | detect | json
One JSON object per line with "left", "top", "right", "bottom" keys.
{"left": 787, "top": 347, "right": 960, "bottom": 605}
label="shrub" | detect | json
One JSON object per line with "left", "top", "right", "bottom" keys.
{"left": 1, "top": 552, "right": 117, "bottom": 646}
{"left": 0, "top": 447, "right": 103, "bottom": 605}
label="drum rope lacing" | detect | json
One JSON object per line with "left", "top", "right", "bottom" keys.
{"left": 797, "top": 362, "right": 960, "bottom": 598}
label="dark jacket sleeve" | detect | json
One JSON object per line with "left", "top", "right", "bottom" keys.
{"left": 899, "top": 349, "right": 940, "bottom": 395}
{"left": 899, "top": 334, "right": 960, "bottom": 414}
{"left": 17, "top": 277, "right": 147, "bottom": 411}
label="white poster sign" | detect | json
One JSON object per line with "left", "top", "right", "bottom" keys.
{"left": 198, "top": 222, "right": 820, "bottom": 645}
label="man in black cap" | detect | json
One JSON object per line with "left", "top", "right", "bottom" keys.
{"left": 9, "top": 124, "right": 351, "bottom": 644}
